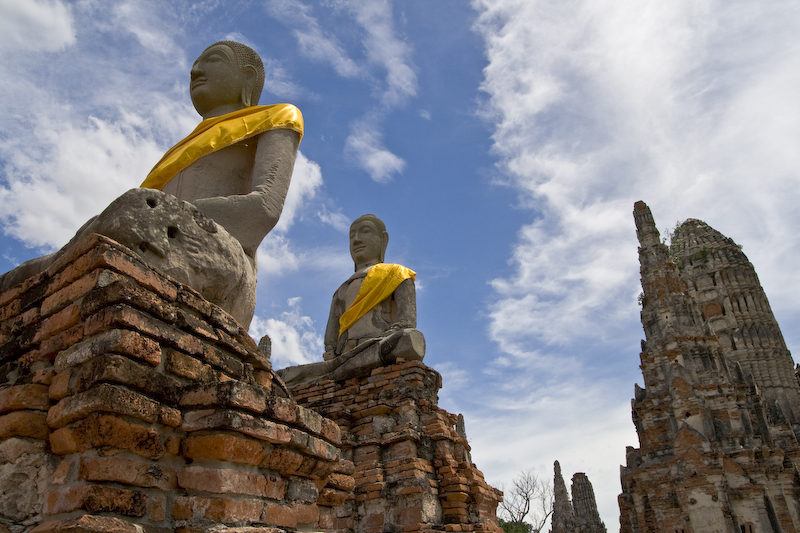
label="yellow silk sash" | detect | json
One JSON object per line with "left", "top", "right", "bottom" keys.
{"left": 140, "top": 104, "right": 304, "bottom": 190}
{"left": 339, "top": 263, "right": 416, "bottom": 337}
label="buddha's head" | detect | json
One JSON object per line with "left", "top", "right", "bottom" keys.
{"left": 350, "top": 214, "right": 388, "bottom": 270}
{"left": 190, "top": 40, "right": 265, "bottom": 118}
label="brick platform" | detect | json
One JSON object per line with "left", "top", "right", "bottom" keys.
{"left": 290, "top": 361, "right": 503, "bottom": 533}
{"left": 0, "top": 234, "right": 351, "bottom": 533}
{"left": 0, "top": 233, "right": 502, "bottom": 533}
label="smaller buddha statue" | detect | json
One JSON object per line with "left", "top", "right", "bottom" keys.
{"left": 278, "top": 214, "right": 424, "bottom": 387}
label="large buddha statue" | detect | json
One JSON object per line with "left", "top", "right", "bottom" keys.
{"left": 0, "top": 41, "right": 302, "bottom": 328}
{"left": 278, "top": 214, "right": 424, "bottom": 387}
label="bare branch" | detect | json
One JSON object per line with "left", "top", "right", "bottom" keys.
{"left": 497, "top": 470, "right": 554, "bottom": 533}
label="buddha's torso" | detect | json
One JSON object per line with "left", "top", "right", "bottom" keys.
{"left": 336, "top": 268, "right": 397, "bottom": 351}
{"left": 161, "top": 140, "right": 257, "bottom": 202}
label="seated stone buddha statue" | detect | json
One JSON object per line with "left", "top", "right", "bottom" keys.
{"left": 0, "top": 41, "right": 302, "bottom": 329}
{"left": 278, "top": 214, "right": 425, "bottom": 387}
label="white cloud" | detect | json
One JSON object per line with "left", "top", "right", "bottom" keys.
{"left": 0, "top": 0, "right": 75, "bottom": 52}
{"left": 343, "top": 0, "right": 418, "bottom": 106}
{"left": 265, "top": 0, "right": 361, "bottom": 78}
{"left": 317, "top": 205, "right": 350, "bottom": 232}
{"left": 473, "top": 0, "right": 800, "bottom": 349}
{"left": 345, "top": 118, "right": 406, "bottom": 183}
{"left": 272, "top": 151, "right": 323, "bottom": 233}
{"left": 249, "top": 297, "right": 324, "bottom": 368}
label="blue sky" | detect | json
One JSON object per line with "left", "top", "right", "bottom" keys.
{"left": 2, "top": 0, "right": 800, "bottom": 527}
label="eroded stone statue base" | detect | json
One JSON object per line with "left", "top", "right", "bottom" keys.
{"left": 278, "top": 329, "right": 425, "bottom": 387}
{"left": 0, "top": 188, "right": 256, "bottom": 328}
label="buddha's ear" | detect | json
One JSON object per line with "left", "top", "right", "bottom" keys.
{"left": 241, "top": 66, "right": 258, "bottom": 107}
{"left": 380, "top": 232, "right": 389, "bottom": 263}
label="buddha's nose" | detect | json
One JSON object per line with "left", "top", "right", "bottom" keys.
{"left": 190, "top": 65, "right": 203, "bottom": 80}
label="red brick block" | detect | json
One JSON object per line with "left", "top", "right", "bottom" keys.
{"left": 46, "top": 484, "right": 146, "bottom": 517}
{"left": 178, "top": 465, "right": 285, "bottom": 499}
{"left": 165, "top": 350, "right": 217, "bottom": 382}
{"left": 172, "top": 495, "right": 263, "bottom": 523}
{"left": 84, "top": 304, "right": 202, "bottom": 356}
{"left": 49, "top": 371, "right": 71, "bottom": 400}
{"left": 261, "top": 447, "right": 304, "bottom": 475}
{"left": 180, "top": 380, "right": 266, "bottom": 413}
{"left": 33, "top": 303, "right": 81, "bottom": 344}
{"left": 79, "top": 456, "right": 177, "bottom": 490}
{"left": 54, "top": 329, "right": 160, "bottom": 372}
{"left": 0, "top": 410, "right": 49, "bottom": 439}
{"left": 47, "top": 383, "right": 160, "bottom": 429}
{"left": 38, "top": 324, "right": 84, "bottom": 361}
{"left": 41, "top": 269, "right": 121, "bottom": 318}
{"left": 317, "top": 487, "right": 351, "bottom": 507}
{"left": 181, "top": 409, "right": 291, "bottom": 444}
{"left": 29, "top": 515, "right": 143, "bottom": 533}
{"left": 50, "top": 413, "right": 165, "bottom": 459}
{"left": 261, "top": 502, "right": 298, "bottom": 528}
{"left": 80, "top": 278, "right": 177, "bottom": 326}
{"left": 182, "top": 433, "right": 266, "bottom": 465}
{"left": 0, "top": 384, "right": 50, "bottom": 413}
{"left": 71, "top": 353, "right": 180, "bottom": 404}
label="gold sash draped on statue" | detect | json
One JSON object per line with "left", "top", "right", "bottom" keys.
{"left": 339, "top": 263, "right": 416, "bottom": 337}
{"left": 140, "top": 104, "right": 304, "bottom": 191}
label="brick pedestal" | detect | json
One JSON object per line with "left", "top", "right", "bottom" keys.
{"left": 290, "top": 361, "right": 503, "bottom": 533}
{"left": 0, "top": 234, "right": 352, "bottom": 533}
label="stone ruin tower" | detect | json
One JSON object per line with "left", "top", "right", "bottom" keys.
{"left": 0, "top": 233, "right": 502, "bottom": 533}
{"left": 551, "top": 461, "right": 606, "bottom": 533}
{"left": 618, "top": 202, "right": 800, "bottom": 533}
{"left": 669, "top": 218, "right": 800, "bottom": 429}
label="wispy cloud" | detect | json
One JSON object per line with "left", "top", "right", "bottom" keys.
{"left": 249, "top": 297, "right": 325, "bottom": 368}
{"left": 471, "top": 0, "right": 800, "bottom": 522}
{"left": 265, "top": 0, "right": 361, "bottom": 78}
{"left": 0, "top": 0, "right": 75, "bottom": 52}
{"left": 344, "top": 116, "right": 406, "bottom": 184}
{"left": 473, "top": 0, "right": 800, "bottom": 351}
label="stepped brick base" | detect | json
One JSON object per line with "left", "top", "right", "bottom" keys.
{"left": 290, "top": 362, "right": 503, "bottom": 533}
{"left": 0, "top": 234, "right": 349, "bottom": 533}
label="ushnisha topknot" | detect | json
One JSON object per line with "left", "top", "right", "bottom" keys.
{"left": 203, "top": 40, "right": 265, "bottom": 106}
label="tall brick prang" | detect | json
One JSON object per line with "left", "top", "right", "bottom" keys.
{"left": 619, "top": 202, "right": 800, "bottom": 533}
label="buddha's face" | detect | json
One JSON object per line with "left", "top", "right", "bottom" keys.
{"left": 190, "top": 44, "right": 246, "bottom": 116}
{"left": 350, "top": 220, "right": 384, "bottom": 266}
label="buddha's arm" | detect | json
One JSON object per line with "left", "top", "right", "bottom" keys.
{"left": 193, "top": 128, "right": 300, "bottom": 257}
{"left": 392, "top": 278, "right": 417, "bottom": 329}
{"left": 324, "top": 289, "right": 345, "bottom": 354}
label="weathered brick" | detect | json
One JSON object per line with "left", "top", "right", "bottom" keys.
{"left": 33, "top": 303, "right": 81, "bottom": 344}
{"left": 317, "top": 487, "right": 351, "bottom": 507}
{"left": 181, "top": 433, "right": 266, "bottom": 465}
{"left": 41, "top": 269, "right": 121, "bottom": 318}
{"left": 46, "top": 484, "right": 147, "bottom": 517}
{"left": 71, "top": 353, "right": 180, "bottom": 403}
{"left": 327, "top": 472, "right": 356, "bottom": 491}
{"left": 182, "top": 409, "right": 291, "bottom": 444}
{"left": 80, "top": 278, "right": 177, "bottom": 324}
{"left": 49, "top": 371, "right": 71, "bottom": 400}
{"left": 172, "top": 495, "right": 263, "bottom": 523}
{"left": 180, "top": 380, "right": 267, "bottom": 413}
{"left": 50, "top": 413, "right": 165, "bottom": 459}
{"left": 0, "top": 410, "right": 49, "bottom": 439}
{"left": 29, "top": 515, "right": 144, "bottom": 533}
{"left": 54, "top": 329, "right": 160, "bottom": 372}
{"left": 83, "top": 304, "right": 203, "bottom": 356}
{"left": 165, "top": 349, "right": 217, "bottom": 382}
{"left": 79, "top": 456, "right": 177, "bottom": 490}
{"left": 0, "top": 383, "right": 50, "bottom": 413}
{"left": 261, "top": 447, "right": 304, "bottom": 475}
{"left": 178, "top": 465, "right": 284, "bottom": 499}
{"left": 47, "top": 383, "right": 160, "bottom": 429}
{"left": 38, "top": 324, "right": 84, "bottom": 361}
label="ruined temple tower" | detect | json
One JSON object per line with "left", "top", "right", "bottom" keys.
{"left": 551, "top": 461, "right": 606, "bottom": 533}
{"left": 670, "top": 218, "right": 800, "bottom": 427}
{"left": 618, "top": 202, "right": 800, "bottom": 533}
